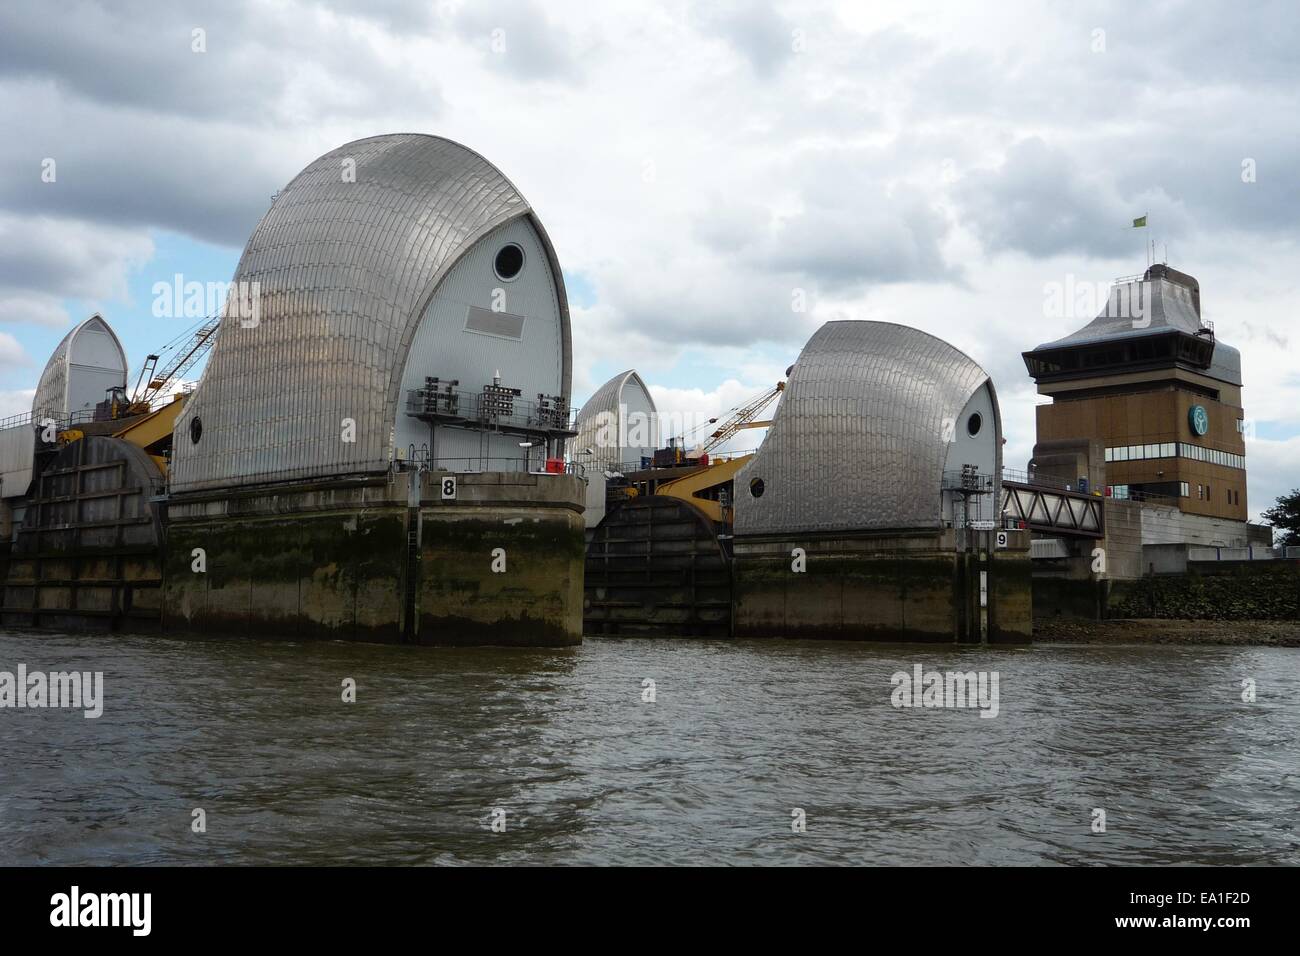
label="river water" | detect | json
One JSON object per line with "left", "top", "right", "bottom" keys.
{"left": 1, "top": 628, "right": 1297, "bottom": 866}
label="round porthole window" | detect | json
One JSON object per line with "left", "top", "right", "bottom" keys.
{"left": 190, "top": 416, "right": 203, "bottom": 444}
{"left": 493, "top": 243, "right": 525, "bottom": 281}
{"left": 966, "top": 412, "right": 982, "bottom": 438}
{"left": 749, "top": 477, "right": 765, "bottom": 498}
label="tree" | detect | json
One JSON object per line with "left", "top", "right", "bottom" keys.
{"left": 1261, "top": 489, "right": 1300, "bottom": 547}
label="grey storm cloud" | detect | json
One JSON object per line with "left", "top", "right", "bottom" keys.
{"left": 0, "top": 0, "right": 450, "bottom": 252}
{"left": 0, "top": 211, "right": 153, "bottom": 328}
{"left": 693, "top": 0, "right": 799, "bottom": 78}
{"left": 0, "top": 87, "right": 294, "bottom": 248}
{"left": 1095, "top": 0, "right": 1300, "bottom": 87}
{"left": 955, "top": 138, "right": 1181, "bottom": 260}
{"left": 454, "top": 0, "right": 581, "bottom": 81}
{"left": 0, "top": 213, "right": 151, "bottom": 299}
{"left": 690, "top": 146, "right": 957, "bottom": 293}
{"left": 0, "top": 0, "right": 441, "bottom": 123}
{"left": 1113, "top": 127, "right": 1300, "bottom": 239}
{"left": 0, "top": 0, "right": 1298, "bottom": 353}
{"left": 765, "top": 191, "right": 954, "bottom": 289}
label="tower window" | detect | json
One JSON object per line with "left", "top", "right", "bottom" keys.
{"left": 966, "top": 412, "right": 982, "bottom": 437}
{"left": 493, "top": 243, "right": 525, "bottom": 281}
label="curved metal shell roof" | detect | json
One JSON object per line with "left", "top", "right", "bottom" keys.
{"left": 170, "top": 133, "right": 571, "bottom": 492}
{"left": 31, "top": 313, "right": 127, "bottom": 422}
{"left": 734, "top": 321, "right": 997, "bottom": 535}
{"left": 573, "top": 369, "right": 658, "bottom": 464}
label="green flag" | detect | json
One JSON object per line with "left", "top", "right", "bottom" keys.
{"left": 1132, "top": 215, "right": 1147, "bottom": 228}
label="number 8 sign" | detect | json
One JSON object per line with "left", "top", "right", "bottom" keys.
{"left": 441, "top": 476, "right": 457, "bottom": 500}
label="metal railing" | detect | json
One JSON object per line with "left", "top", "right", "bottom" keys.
{"left": 1189, "top": 546, "right": 1277, "bottom": 562}
{"left": 392, "top": 450, "right": 585, "bottom": 478}
{"left": 0, "top": 392, "right": 186, "bottom": 433}
{"left": 1003, "top": 468, "right": 1188, "bottom": 506}
{"left": 405, "top": 383, "right": 576, "bottom": 437}
{"left": 942, "top": 468, "right": 997, "bottom": 493}
{"left": 1001, "top": 467, "right": 1092, "bottom": 490}
{"left": 1109, "top": 487, "right": 1183, "bottom": 505}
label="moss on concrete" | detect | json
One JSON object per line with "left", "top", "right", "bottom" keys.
{"left": 990, "top": 550, "right": 1033, "bottom": 643}
{"left": 163, "top": 496, "right": 587, "bottom": 646}
{"left": 735, "top": 550, "right": 960, "bottom": 641}
{"left": 1109, "top": 564, "right": 1300, "bottom": 620}
{"left": 1032, "top": 576, "right": 1108, "bottom": 621}
{"left": 163, "top": 509, "right": 406, "bottom": 641}
{"left": 418, "top": 508, "right": 584, "bottom": 645}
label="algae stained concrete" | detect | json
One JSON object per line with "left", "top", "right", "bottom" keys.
{"left": 162, "top": 498, "right": 407, "bottom": 642}
{"left": 988, "top": 536, "right": 1033, "bottom": 643}
{"left": 417, "top": 471, "right": 585, "bottom": 646}
{"left": 735, "top": 530, "right": 1033, "bottom": 644}
{"left": 734, "top": 535, "right": 962, "bottom": 642}
{"left": 161, "top": 470, "right": 587, "bottom": 646}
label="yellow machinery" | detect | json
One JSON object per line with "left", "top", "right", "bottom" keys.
{"left": 128, "top": 318, "right": 219, "bottom": 409}
{"left": 689, "top": 381, "right": 783, "bottom": 458}
{"left": 647, "top": 379, "right": 785, "bottom": 523}
{"left": 110, "top": 393, "right": 189, "bottom": 474}
{"left": 655, "top": 453, "right": 753, "bottom": 523}
{"left": 53, "top": 319, "right": 218, "bottom": 474}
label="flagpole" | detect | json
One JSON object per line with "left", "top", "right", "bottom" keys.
{"left": 1132, "top": 213, "right": 1148, "bottom": 271}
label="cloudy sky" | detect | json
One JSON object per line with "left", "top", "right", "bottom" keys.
{"left": 1, "top": 0, "right": 1296, "bottom": 519}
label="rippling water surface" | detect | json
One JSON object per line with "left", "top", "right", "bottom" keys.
{"left": 1, "top": 629, "right": 1297, "bottom": 865}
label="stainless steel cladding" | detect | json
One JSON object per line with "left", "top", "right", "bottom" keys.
{"left": 31, "top": 314, "right": 128, "bottom": 422}
{"left": 573, "top": 369, "right": 660, "bottom": 470}
{"left": 734, "top": 321, "right": 999, "bottom": 535}
{"left": 170, "top": 134, "right": 572, "bottom": 493}
{"left": 0, "top": 425, "right": 34, "bottom": 499}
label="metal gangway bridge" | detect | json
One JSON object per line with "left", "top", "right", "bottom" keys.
{"left": 999, "top": 468, "right": 1104, "bottom": 538}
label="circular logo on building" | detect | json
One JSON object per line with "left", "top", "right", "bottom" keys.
{"left": 1189, "top": 404, "right": 1209, "bottom": 436}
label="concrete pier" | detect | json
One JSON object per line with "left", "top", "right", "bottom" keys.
{"left": 162, "top": 469, "right": 586, "bottom": 645}
{"left": 734, "top": 529, "right": 1032, "bottom": 643}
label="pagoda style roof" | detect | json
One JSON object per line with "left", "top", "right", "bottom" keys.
{"left": 1024, "top": 265, "right": 1241, "bottom": 386}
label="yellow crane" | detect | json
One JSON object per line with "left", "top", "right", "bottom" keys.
{"left": 653, "top": 380, "right": 786, "bottom": 522}
{"left": 119, "top": 317, "right": 221, "bottom": 416}
{"left": 690, "top": 380, "right": 784, "bottom": 457}
{"left": 59, "top": 318, "right": 222, "bottom": 474}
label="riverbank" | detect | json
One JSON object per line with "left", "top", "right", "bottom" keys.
{"left": 1035, "top": 618, "right": 1300, "bottom": 647}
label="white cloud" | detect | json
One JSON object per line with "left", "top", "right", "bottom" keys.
{"left": 0, "top": 0, "right": 1295, "bottom": 513}
{"left": 648, "top": 374, "right": 785, "bottom": 456}
{"left": 1243, "top": 435, "right": 1300, "bottom": 525}
{"left": 0, "top": 388, "right": 36, "bottom": 420}
{"left": 0, "top": 295, "right": 69, "bottom": 327}
{"left": 0, "top": 212, "right": 154, "bottom": 306}
{"left": 0, "top": 332, "right": 34, "bottom": 375}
